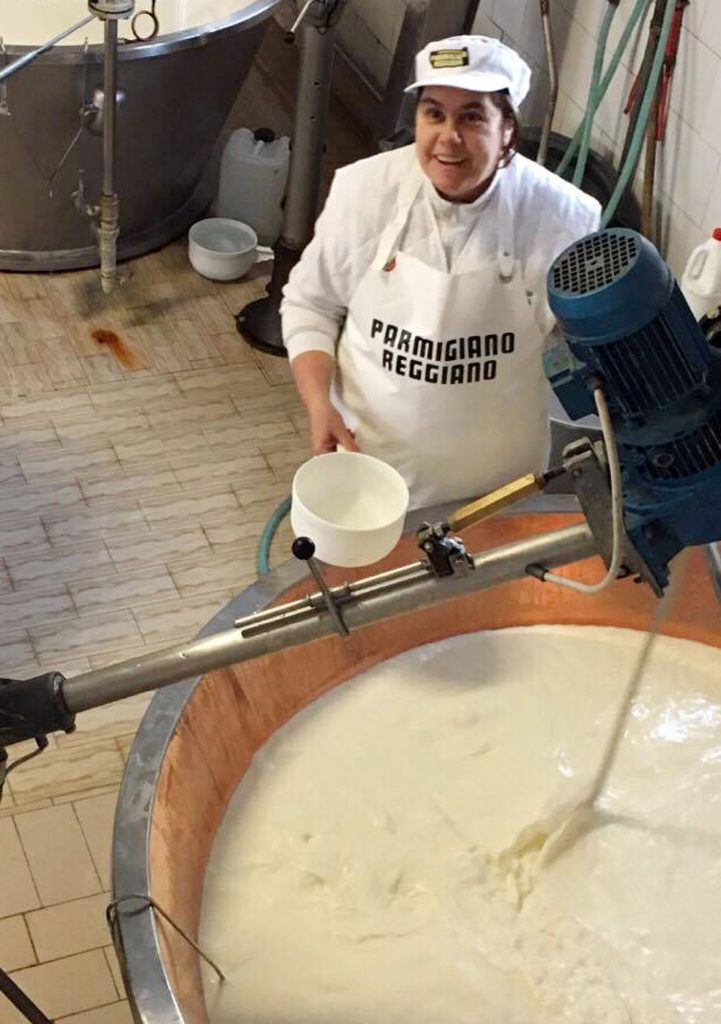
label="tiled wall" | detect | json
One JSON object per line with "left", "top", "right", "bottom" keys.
{"left": 471, "top": 0, "right": 721, "bottom": 276}
{"left": 336, "top": 0, "right": 407, "bottom": 92}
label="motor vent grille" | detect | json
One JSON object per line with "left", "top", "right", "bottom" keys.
{"left": 552, "top": 232, "right": 639, "bottom": 295}
{"left": 627, "top": 408, "right": 721, "bottom": 481}
{"left": 589, "top": 319, "right": 705, "bottom": 415}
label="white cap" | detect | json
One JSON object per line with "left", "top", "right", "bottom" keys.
{"left": 404, "top": 35, "right": 531, "bottom": 109}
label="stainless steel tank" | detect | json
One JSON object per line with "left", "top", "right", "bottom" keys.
{"left": 0, "top": 0, "right": 283, "bottom": 270}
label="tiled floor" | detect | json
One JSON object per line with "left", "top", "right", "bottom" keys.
{"left": 0, "top": 240, "right": 306, "bottom": 1022}
{"left": 0, "top": 13, "right": 371, "bottom": 1020}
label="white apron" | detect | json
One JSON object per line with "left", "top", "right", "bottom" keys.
{"left": 332, "top": 173, "right": 550, "bottom": 508}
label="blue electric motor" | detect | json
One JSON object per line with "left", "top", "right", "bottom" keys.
{"left": 545, "top": 228, "right": 721, "bottom": 590}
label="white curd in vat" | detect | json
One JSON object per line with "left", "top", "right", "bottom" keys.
{"left": 201, "top": 625, "right": 721, "bottom": 1023}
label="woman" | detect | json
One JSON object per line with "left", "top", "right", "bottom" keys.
{"left": 281, "top": 35, "right": 601, "bottom": 509}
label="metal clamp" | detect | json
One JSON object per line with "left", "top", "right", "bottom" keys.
{"left": 89, "top": 0, "right": 136, "bottom": 19}
{"left": 107, "top": 894, "right": 224, "bottom": 983}
{"left": 285, "top": 0, "right": 346, "bottom": 42}
{"left": 292, "top": 537, "right": 349, "bottom": 635}
{"left": 416, "top": 522, "right": 475, "bottom": 578}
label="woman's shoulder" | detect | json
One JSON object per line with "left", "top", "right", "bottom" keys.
{"left": 320, "top": 146, "right": 419, "bottom": 252}
{"left": 330, "top": 146, "right": 419, "bottom": 220}
{"left": 334, "top": 145, "right": 418, "bottom": 192}
{"left": 505, "top": 154, "right": 601, "bottom": 233}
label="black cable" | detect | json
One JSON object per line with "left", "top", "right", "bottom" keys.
{"left": 0, "top": 966, "right": 53, "bottom": 1024}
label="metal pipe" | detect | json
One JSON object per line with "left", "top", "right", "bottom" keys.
{"left": 537, "top": 0, "right": 558, "bottom": 167}
{"left": 281, "top": 18, "right": 338, "bottom": 250}
{"left": 103, "top": 18, "right": 118, "bottom": 195}
{"left": 98, "top": 16, "right": 121, "bottom": 293}
{"left": 0, "top": 14, "right": 95, "bottom": 83}
{"left": 63, "top": 523, "right": 595, "bottom": 712}
{"left": 706, "top": 543, "right": 721, "bottom": 604}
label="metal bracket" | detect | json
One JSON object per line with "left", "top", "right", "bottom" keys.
{"left": 89, "top": 0, "right": 136, "bottom": 19}
{"left": 562, "top": 436, "right": 661, "bottom": 594}
{"left": 285, "top": 0, "right": 346, "bottom": 41}
{"left": 73, "top": 170, "right": 100, "bottom": 221}
{"left": 81, "top": 87, "right": 127, "bottom": 136}
{"left": 417, "top": 521, "right": 475, "bottom": 578}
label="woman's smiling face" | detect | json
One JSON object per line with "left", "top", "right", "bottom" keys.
{"left": 415, "top": 86, "right": 512, "bottom": 203}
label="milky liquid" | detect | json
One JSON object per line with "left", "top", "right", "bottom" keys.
{"left": 201, "top": 625, "right": 721, "bottom": 1024}
{"left": 3, "top": 0, "right": 263, "bottom": 47}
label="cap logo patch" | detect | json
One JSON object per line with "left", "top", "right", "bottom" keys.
{"left": 429, "top": 47, "right": 469, "bottom": 69}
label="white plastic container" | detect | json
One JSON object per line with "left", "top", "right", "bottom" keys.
{"left": 291, "top": 451, "right": 410, "bottom": 568}
{"left": 188, "top": 218, "right": 257, "bottom": 281}
{"left": 216, "top": 127, "right": 290, "bottom": 246}
{"left": 681, "top": 228, "right": 721, "bottom": 320}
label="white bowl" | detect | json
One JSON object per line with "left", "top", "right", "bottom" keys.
{"left": 188, "top": 218, "right": 258, "bottom": 281}
{"left": 291, "top": 451, "right": 410, "bottom": 567}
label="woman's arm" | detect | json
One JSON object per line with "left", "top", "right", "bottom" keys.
{"left": 281, "top": 167, "right": 362, "bottom": 453}
{"left": 291, "top": 351, "right": 359, "bottom": 454}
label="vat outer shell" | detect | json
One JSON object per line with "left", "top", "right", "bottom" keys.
{"left": 111, "top": 497, "right": 721, "bottom": 1024}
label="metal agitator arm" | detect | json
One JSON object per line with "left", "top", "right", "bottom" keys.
{"left": 0, "top": 512, "right": 597, "bottom": 773}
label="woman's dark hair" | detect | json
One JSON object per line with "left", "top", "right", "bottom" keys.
{"left": 487, "top": 89, "right": 521, "bottom": 166}
{"left": 415, "top": 86, "right": 521, "bottom": 166}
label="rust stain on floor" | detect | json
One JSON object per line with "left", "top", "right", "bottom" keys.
{"left": 91, "top": 328, "right": 146, "bottom": 370}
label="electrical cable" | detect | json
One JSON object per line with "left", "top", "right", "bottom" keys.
{"left": 539, "top": 386, "right": 624, "bottom": 594}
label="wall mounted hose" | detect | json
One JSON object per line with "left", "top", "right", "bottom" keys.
{"left": 601, "top": 0, "right": 676, "bottom": 226}
{"left": 573, "top": 0, "right": 620, "bottom": 187}
{"left": 556, "top": 0, "right": 652, "bottom": 180}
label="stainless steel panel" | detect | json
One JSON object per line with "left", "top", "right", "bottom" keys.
{"left": 0, "top": 0, "right": 283, "bottom": 270}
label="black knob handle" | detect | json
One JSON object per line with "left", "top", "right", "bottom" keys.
{"left": 253, "top": 127, "right": 276, "bottom": 143}
{"left": 292, "top": 536, "right": 316, "bottom": 561}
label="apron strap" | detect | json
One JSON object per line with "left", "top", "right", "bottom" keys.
{"left": 372, "top": 172, "right": 425, "bottom": 272}
{"left": 496, "top": 180, "right": 516, "bottom": 284}
{"left": 373, "top": 165, "right": 517, "bottom": 283}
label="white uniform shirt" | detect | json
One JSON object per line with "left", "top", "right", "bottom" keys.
{"left": 281, "top": 145, "right": 601, "bottom": 360}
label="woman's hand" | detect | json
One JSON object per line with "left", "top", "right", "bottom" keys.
{"left": 309, "top": 401, "right": 360, "bottom": 454}
{"left": 289, "top": 350, "right": 359, "bottom": 454}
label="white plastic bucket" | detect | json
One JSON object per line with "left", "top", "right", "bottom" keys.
{"left": 291, "top": 452, "right": 410, "bottom": 567}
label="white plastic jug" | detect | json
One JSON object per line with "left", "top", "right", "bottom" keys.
{"left": 681, "top": 228, "right": 721, "bottom": 320}
{"left": 216, "top": 127, "right": 290, "bottom": 247}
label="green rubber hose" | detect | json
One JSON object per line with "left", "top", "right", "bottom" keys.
{"left": 556, "top": 0, "right": 651, "bottom": 180}
{"left": 573, "top": 1, "right": 619, "bottom": 187}
{"left": 257, "top": 496, "right": 292, "bottom": 576}
{"left": 601, "top": 0, "right": 676, "bottom": 227}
